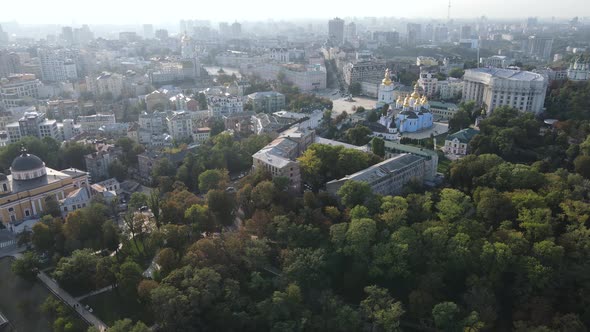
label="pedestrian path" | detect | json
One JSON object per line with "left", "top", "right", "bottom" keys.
{"left": 37, "top": 271, "right": 108, "bottom": 332}
{"left": 0, "top": 240, "right": 15, "bottom": 248}
{"left": 75, "top": 285, "right": 114, "bottom": 301}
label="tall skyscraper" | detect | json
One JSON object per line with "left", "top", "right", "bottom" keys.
{"left": 407, "top": 23, "right": 422, "bottom": 46}
{"left": 460, "top": 25, "right": 472, "bottom": 39}
{"left": 60, "top": 27, "right": 74, "bottom": 46}
{"left": 143, "top": 24, "right": 154, "bottom": 39}
{"left": 231, "top": 22, "right": 242, "bottom": 37}
{"left": 0, "top": 25, "right": 8, "bottom": 45}
{"left": 345, "top": 22, "right": 357, "bottom": 43}
{"left": 155, "top": 29, "right": 169, "bottom": 40}
{"left": 328, "top": 17, "right": 345, "bottom": 45}
{"left": 526, "top": 36, "right": 553, "bottom": 61}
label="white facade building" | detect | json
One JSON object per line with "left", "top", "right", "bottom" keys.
{"left": 167, "top": 111, "right": 194, "bottom": 141}
{"left": 462, "top": 68, "right": 547, "bottom": 114}
{"left": 0, "top": 74, "right": 43, "bottom": 108}
{"left": 85, "top": 72, "right": 124, "bottom": 98}
{"left": 77, "top": 114, "right": 116, "bottom": 133}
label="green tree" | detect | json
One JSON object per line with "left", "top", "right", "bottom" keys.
{"left": 53, "top": 249, "right": 100, "bottom": 293}
{"left": 360, "top": 285, "right": 405, "bottom": 332}
{"left": 371, "top": 137, "right": 385, "bottom": 157}
{"left": 198, "top": 169, "right": 229, "bottom": 193}
{"left": 129, "top": 192, "right": 148, "bottom": 210}
{"left": 12, "top": 251, "right": 41, "bottom": 281}
{"left": 345, "top": 125, "right": 372, "bottom": 146}
{"left": 104, "top": 319, "right": 150, "bottom": 332}
{"left": 117, "top": 260, "right": 143, "bottom": 297}
{"left": 436, "top": 188, "right": 473, "bottom": 222}
{"left": 432, "top": 301, "right": 460, "bottom": 331}
{"left": 337, "top": 180, "right": 373, "bottom": 209}
{"left": 574, "top": 155, "right": 590, "bottom": 178}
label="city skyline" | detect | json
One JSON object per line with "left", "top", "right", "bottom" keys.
{"left": 1, "top": 0, "right": 589, "bottom": 25}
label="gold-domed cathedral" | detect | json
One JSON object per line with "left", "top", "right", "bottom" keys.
{"left": 379, "top": 82, "right": 433, "bottom": 134}
{"left": 376, "top": 68, "right": 395, "bottom": 108}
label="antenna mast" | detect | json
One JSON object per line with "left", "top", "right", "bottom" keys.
{"left": 447, "top": 0, "right": 451, "bottom": 21}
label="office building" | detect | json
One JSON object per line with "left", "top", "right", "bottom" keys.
{"left": 328, "top": 18, "right": 345, "bottom": 45}
{"left": 38, "top": 48, "right": 79, "bottom": 82}
{"left": 526, "top": 36, "right": 553, "bottom": 61}
{"left": 407, "top": 23, "right": 422, "bottom": 45}
{"left": 480, "top": 55, "right": 513, "bottom": 69}
{"left": 462, "top": 68, "right": 547, "bottom": 114}
{"left": 0, "top": 51, "right": 21, "bottom": 78}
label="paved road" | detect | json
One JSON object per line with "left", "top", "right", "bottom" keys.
{"left": 37, "top": 271, "right": 108, "bottom": 332}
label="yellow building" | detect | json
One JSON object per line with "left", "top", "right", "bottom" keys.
{"left": 0, "top": 149, "right": 89, "bottom": 227}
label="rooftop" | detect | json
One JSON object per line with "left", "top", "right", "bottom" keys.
{"left": 446, "top": 128, "right": 480, "bottom": 144}
{"left": 328, "top": 154, "right": 424, "bottom": 184}
{"left": 466, "top": 68, "right": 545, "bottom": 81}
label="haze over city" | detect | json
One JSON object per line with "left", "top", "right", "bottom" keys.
{"left": 1, "top": 1, "right": 590, "bottom": 332}
{"left": 1, "top": 0, "right": 590, "bottom": 24}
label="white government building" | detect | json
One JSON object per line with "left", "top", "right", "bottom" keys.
{"left": 462, "top": 68, "right": 547, "bottom": 114}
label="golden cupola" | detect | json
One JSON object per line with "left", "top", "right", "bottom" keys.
{"left": 403, "top": 96, "right": 410, "bottom": 107}
{"left": 410, "top": 83, "right": 421, "bottom": 99}
{"left": 382, "top": 68, "right": 392, "bottom": 86}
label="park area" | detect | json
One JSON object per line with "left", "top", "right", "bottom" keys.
{"left": 81, "top": 290, "right": 153, "bottom": 326}
{"left": 0, "top": 257, "right": 85, "bottom": 332}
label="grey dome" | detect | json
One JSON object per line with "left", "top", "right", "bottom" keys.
{"left": 11, "top": 153, "right": 44, "bottom": 172}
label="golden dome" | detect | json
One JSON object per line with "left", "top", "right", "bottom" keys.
{"left": 410, "top": 83, "right": 421, "bottom": 99}
{"left": 403, "top": 96, "right": 410, "bottom": 107}
{"left": 382, "top": 68, "right": 392, "bottom": 86}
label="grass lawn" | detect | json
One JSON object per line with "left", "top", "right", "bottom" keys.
{"left": 0, "top": 257, "right": 87, "bottom": 332}
{"left": 81, "top": 289, "right": 153, "bottom": 326}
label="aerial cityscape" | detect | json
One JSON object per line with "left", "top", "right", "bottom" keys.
{"left": 0, "top": 1, "right": 590, "bottom": 331}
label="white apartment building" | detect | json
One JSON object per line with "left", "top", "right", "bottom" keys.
{"left": 417, "top": 71, "right": 438, "bottom": 96}
{"left": 77, "top": 114, "right": 116, "bottom": 133}
{"left": 0, "top": 74, "right": 43, "bottom": 108}
{"left": 38, "top": 48, "right": 79, "bottom": 82}
{"left": 139, "top": 111, "right": 168, "bottom": 134}
{"left": 5, "top": 111, "right": 60, "bottom": 143}
{"left": 167, "top": 111, "right": 193, "bottom": 140}
{"left": 462, "top": 68, "right": 547, "bottom": 114}
{"left": 207, "top": 94, "right": 243, "bottom": 116}
{"left": 438, "top": 78, "right": 464, "bottom": 100}
{"left": 247, "top": 91, "right": 286, "bottom": 113}
{"left": 85, "top": 72, "right": 124, "bottom": 98}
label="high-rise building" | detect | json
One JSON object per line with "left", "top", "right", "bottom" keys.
{"left": 0, "top": 25, "right": 8, "bottom": 45}
{"left": 434, "top": 25, "right": 449, "bottom": 43}
{"left": 60, "top": 27, "right": 74, "bottom": 46}
{"left": 526, "top": 36, "right": 553, "bottom": 61}
{"left": 38, "top": 48, "right": 79, "bottom": 82}
{"left": 73, "top": 25, "right": 94, "bottom": 45}
{"left": 219, "top": 22, "right": 230, "bottom": 37}
{"left": 462, "top": 68, "right": 547, "bottom": 114}
{"left": 143, "top": 24, "right": 154, "bottom": 39}
{"left": 231, "top": 22, "right": 242, "bottom": 37}
{"left": 346, "top": 22, "right": 357, "bottom": 43}
{"left": 328, "top": 18, "right": 345, "bottom": 45}
{"left": 407, "top": 23, "right": 422, "bottom": 46}
{"left": 0, "top": 51, "right": 21, "bottom": 78}
{"left": 155, "top": 29, "right": 169, "bottom": 40}
{"left": 460, "top": 25, "right": 472, "bottom": 39}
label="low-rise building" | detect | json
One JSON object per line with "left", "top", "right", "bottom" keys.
{"left": 252, "top": 127, "right": 316, "bottom": 191}
{"left": 429, "top": 101, "right": 459, "bottom": 120}
{"left": 247, "top": 91, "right": 285, "bottom": 113}
{"left": 193, "top": 127, "right": 211, "bottom": 143}
{"left": 85, "top": 72, "right": 124, "bottom": 98}
{"left": 443, "top": 128, "right": 480, "bottom": 155}
{"left": 84, "top": 143, "right": 120, "bottom": 182}
{"left": 5, "top": 111, "right": 60, "bottom": 143}
{"left": 326, "top": 153, "right": 426, "bottom": 196}
{"left": 166, "top": 111, "right": 193, "bottom": 141}
{"left": 0, "top": 74, "right": 43, "bottom": 108}
{"left": 383, "top": 141, "right": 438, "bottom": 181}
{"left": 77, "top": 113, "right": 116, "bottom": 134}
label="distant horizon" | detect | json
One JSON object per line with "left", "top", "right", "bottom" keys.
{"left": 1, "top": 0, "right": 589, "bottom": 26}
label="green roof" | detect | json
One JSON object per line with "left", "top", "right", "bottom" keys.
{"left": 429, "top": 101, "right": 459, "bottom": 110}
{"left": 383, "top": 141, "right": 438, "bottom": 158}
{"left": 446, "top": 128, "right": 480, "bottom": 144}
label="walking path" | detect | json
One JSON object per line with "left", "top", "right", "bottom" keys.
{"left": 37, "top": 271, "right": 108, "bottom": 331}
{"left": 75, "top": 285, "right": 115, "bottom": 301}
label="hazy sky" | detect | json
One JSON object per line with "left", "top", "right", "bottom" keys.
{"left": 1, "top": 0, "right": 589, "bottom": 24}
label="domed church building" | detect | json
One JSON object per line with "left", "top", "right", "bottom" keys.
{"left": 0, "top": 148, "right": 89, "bottom": 229}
